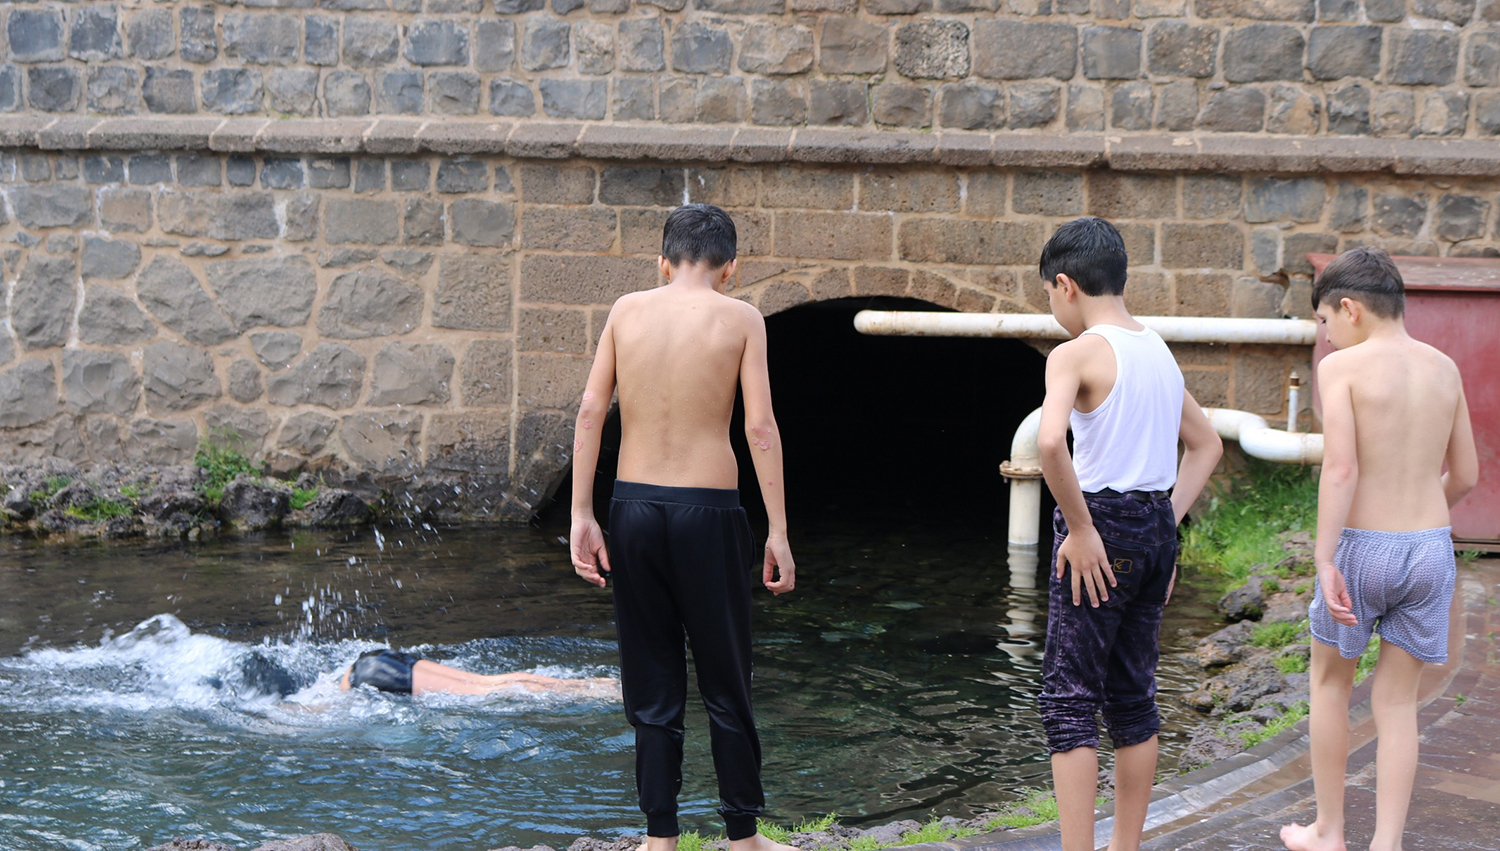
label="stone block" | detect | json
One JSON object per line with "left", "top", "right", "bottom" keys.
{"left": 325, "top": 198, "right": 400, "bottom": 244}
{"left": 308, "top": 157, "right": 351, "bottom": 190}
{"left": 1174, "top": 271, "right": 1233, "bottom": 317}
{"left": 179, "top": 6, "right": 219, "bottom": 64}
{"left": 520, "top": 164, "right": 595, "bottom": 204}
{"left": 205, "top": 256, "right": 317, "bottom": 332}
{"left": 520, "top": 17, "right": 570, "bottom": 72}
{"left": 344, "top": 19, "right": 400, "bottom": 67}
{"left": 250, "top": 331, "right": 304, "bottom": 371}
{"left": 8, "top": 10, "right": 65, "bottom": 63}
{"left": 98, "top": 186, "right": 151, "bottom": 233}
{"left": 427, "top": 413, "right": 511, "bottom": 475}
{"left": 279, "top": 411, "right": 336, "bottom": 455}
{"left": 261, "top": 158, "right": 304, "bottom": 190}
{"left": 1182, "top": 175, "right": 1241, "bottom": 219}
{"left": 1327, "top": 83, "right": 1370, "bottom": 135}
{"left": 223, "top": 13, "right": 300, "bottom": 66}
{"left": 1223, "top": 25, "right": 1304, "bottom": 82}
{"left": 939, "top": 83, "right": 1004, "bottom": 129}
{"left": 125, "top": 418, "right": 198, "bottom": 465}
{"left": 1467, "top": 31, "right": 1500, "bottom": 87}
{"left": 1418, "top": 90, "right": 1468, "bottom": 137}
{"left": 540, "top": 78, "right": 607, "bottom": 119}
{"left": 1199, "top": 87, "right": 1267, "bottom": 132}
{"left": 518, "top": 307, "right": 589, "bottom": 354}
{"left": 1307, "top": 26, "right": 1381, "bottom": 81}
{"left": 1435, "top": 194, "right": 1488, "bottom": 242}
{"left": 267, "top": 343, "right": 365, "bottom": 409}
{"left": 11, "top": 256, "right": 76, "bottom": 349}
{"left": 1244, "top": 177, "right": 1325, "bottom": 224}
{"left": 325, "top": 71, "right": 372, "bottom": 116}
{"left": 84, "top": 155, "right": 125, "bottom": 184}
{"left": 401, "top": 197, "right": 443, "bottom": 244}
{"left": 619, "top": 18, "right": 665, "bottom": 72}
{"left": 306, "top": 16, "right": 339, "bottom": 66}
{"left": 1010, "top": 82, "right": 1061, "bottom": 129}
{"left": 869, "top": 0, "right": 934, "bottom": 9}
{"left": 740, "top": 24, "right": 814, "bottom": 76}
{"left": 612, "top": 76, "right": 655, "bottom": 121}
{"left": 1088, "top": 172, "right": 1177, "bottom": 219}
{"left": 1067, "top": 83, "right": 1105, "bottom": 131}
{"left": 1329, "top": 183, "right": 1367, "bottom": 232}
{"left": 1195, "top": 0, "right": 1314, "bottom": 18}
{"left": 1013, "top": 171, "right": 1083, "bottom": 215}
{"left": 435, "top": 256, "right": 514, "bottom": 330}
{"left": 0, "top": 65, "right": 19, "bottom": 112}
{"left": 377, "top": 69, "right": 424, "bottom": 114}
{"left": 522, "top": 205, "right": 617, "bottom": 251}
{"left": 872, "top": 84, "right": 932, "bottom": 127}
{"left": 898, "top": 218, "right": 1043, "bottom": 265}
{"left": 1155, "top": 80, "right": 1198, "bottom": 130}
{"left": 78, "top": 283, "right": 156, "bottom": 345}
{"left": 210, "top": 193, "right": 279, "bottom": 240}
{"left": 894, "top": 21, "right": 969, "bottom": 79}
{"left": 69, "top": 7, "right": 123, "bottom": 62}
{"left": 672, "top": 22, "right": 732, "bottom": 74}
{"left": 1478, "top": 92, "right": 1500, "bottom": 136}
{"left": 450, "top": 199, "right": 515, "bottom": 247}
{"left": 406, "top": 20, "right": 470, "bottom": 66}
{"left": 1372, "top": 193, "right": 1428, "bottom": 237}
{"left": 1266, "top": 85, "right": 1320, "bottom": 135}
{"left": 819, "top": 17, "right": 887, "bottom": 75}
{"left": 519, "top": 254, "right": 657, "bottom": 304}
{"left": 127, "top": 9, "right": 175, "bottom": 60}
{"left": 1111, "top": 81, "right": 1153, "bottom": 130}
{"left": 574, "top": 21, "right": 615, "bottom": 75}
{"left": 285, "top": 193, "right": 318, "bottom": 242}
{"left": 861, "top": 170, "right": 959, "bottom": 213}
{"left": 202, "top": 68, "right": 263, "bottom": 114}
{"left": 461, "top": 340, "right": 513, "bottom": 407}
{"left": 63, "top": 350, "right": 139, "bottom": 416}
{"left": 517, "top": 353, "right": 591, "bottom": 409}
{"left": 261, "top": 69, "right": 316, "bottom": 114}
{"left": 476, "top": 20, "right": 517, "bottom": 73}
{"left": 762, "top": 165, "right": 851, "bottom": 209}
{"left": 660, "top": 77, "right": 697, "bottom": 122}
{"left": 697, "top": 76, "right": 748, "bottom": 124}
{"left": 0, "top": 360, "right": 58, "bottom": 428}
{"left": 142, "top": 341, "right": 220, "bottom": 412}
{"left": 355, "top": 159, "right": 386, "bottom": 194}
{"left": 1282, "top": 232, "right": 1338, "bottom": 275}
{"left": 1371, "top": 90, "right": 1415, "bottom": 137}
{"left": 81, "top": 237, "right": 140, "bottom": 280}
{"left": 1148, "top": 22, "right": 1218, "bottom": 78}
{"left": 368, "top": 342, "right": 454, "bottom": 406}
{"left": 1081, "top": 26, "right": 1142, "bottom": 80}
{"left": 1387, "top": 30, "right": 1459, "bottom": 86}
{"left": 1318, "top": 0, "right": 1359, "bottom": 17}
{"left": 974, "top": 21, "right": 1075, "bottom": 80}
{"left": 142, "top": 67, "right": 196, "bottom": 114}
{"left": 1162, "top": 223, "right": 1245, "bottom": 268}
{"left": 436, "top": 159, "right": 488, "bottom": 192}
{"left": 227, "top": 358, "right": 265, "bottom": 403}
{"left": 9, "top": 184, "right": 91, "bottom": 229}
{"left": 1412, "top": 0, "right": 1476, "bottom": 22}
{"left": 340, "top": 412, "right": 422, "bottom": 473}
{"left": 489, "top": 79, "right": 535, "bottom": 117}
{"left": 600, "top": 166, "right": 681, "bottom": 207}
{"left": 27, "top": 67, "right": 80, "bottom": 112}
{"left": 751, "top": 78, "right": 807, "bottom": 126}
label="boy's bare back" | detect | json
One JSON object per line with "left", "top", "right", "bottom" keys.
{"left": 606, "top": 286, "right": 762, "bottom": 491}
{"left": 1320, "top": 337, "right": 1469, "bottom": 532}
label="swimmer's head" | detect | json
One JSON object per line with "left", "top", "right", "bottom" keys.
{"left": 1312, "top": 246, "right": 1406, "bottom": 347}
{"left": 1038, "top": 217, "right": 1129, "bottom": 336}
{"left": 660, "top": 203, "right": 738, "bottom": 289}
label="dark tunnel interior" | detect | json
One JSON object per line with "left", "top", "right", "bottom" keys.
{"left": 543, "top": 296, "right": 1052, "bottom": 548}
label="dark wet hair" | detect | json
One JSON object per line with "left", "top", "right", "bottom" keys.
{"left": 1038, "top": 217, "right": 1128, "bottom": 296}
{"left": 1311, "top": 246, "right": 1405, "bottom": 318}
{"left": 661, "top": 203, "right": 737, "bottom": 269}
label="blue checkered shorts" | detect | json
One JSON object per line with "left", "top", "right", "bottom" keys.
{"left": 1309, "top": 527, "right": 1455, "bottom": 665}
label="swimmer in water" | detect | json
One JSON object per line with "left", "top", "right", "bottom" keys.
{"left": 339, "top": 648, "right": 620, "bottom": 699}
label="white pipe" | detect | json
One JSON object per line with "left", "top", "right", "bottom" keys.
{"left": 1000, "top": 406, "right": 1322, "bottom": 582}
{"left": 854, "top": 311, "right": 1319, "bottom": 346}
{"left": 1286, "top": 371, "right": 1301, "bottom": 433}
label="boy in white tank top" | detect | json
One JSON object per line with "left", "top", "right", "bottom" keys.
{"left": 1034, "top": 218, "right": 1223, "bottom": 851}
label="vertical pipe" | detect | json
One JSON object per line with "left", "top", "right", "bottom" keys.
{"left": 1003, "top": 407, "right": 1045, "bottom": 589}
{"left": 1287, "top": 371, "right": 1301, "bottom": 433}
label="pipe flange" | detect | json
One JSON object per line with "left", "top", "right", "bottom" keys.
{"left": 1000, "top": 461, "right": 1044, "bottom": 481}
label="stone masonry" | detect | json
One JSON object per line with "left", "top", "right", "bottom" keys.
{"left": 1, "top": 0, "right": 1498, "bottom": 520}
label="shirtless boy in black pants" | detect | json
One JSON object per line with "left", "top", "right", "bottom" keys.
{"left": 570, "top": 204, "right": 797, "bottom": 851}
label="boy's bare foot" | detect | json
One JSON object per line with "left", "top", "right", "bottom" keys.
{"left": 640, "top": 837, "right": 678, "bottom": 851}
{"left": 1280, "top": 822, "right": 1347, "bottom": 851}
{"left": 728, "top": 833, "right": 798, "bottom": 851}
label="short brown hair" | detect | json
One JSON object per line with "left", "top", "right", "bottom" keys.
{"left": 1311, "top": 246, "right": 1405, "bottom": 318}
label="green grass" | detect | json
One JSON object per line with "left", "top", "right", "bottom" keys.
{"left": 195, "top": 440, "right": 263, "bottom": 506}
{"left": 62, "top": 498, "right": 133, "bottom": 523}
{"left": 1179, "top": 460, "right": 1319, "bottom": 589}
{"left": 290, "top": 487, "right": 319, "bottom": 511}
{"left": 119, "top": 484, "right": 143, "bottom": 500}
{"left": 1458, "top": 550, "right": 1483, "bottom": 569}
{"left": 1251, "top": 619, "right": 1308, "bottom": 650}
{"left": 29, "top": 475, "right": 73, "bottom": 504}
{"left": 1293, "top": 580, "right": 1313, "bottom": 595}
{"left": 1355, "top": 636, "right": 1381, "bottom": 685}
{"left": 1240, "top": 701, "right": 1310, "bottom": 747}
{"left": 1455, "top": 693, "right": 1468, "bottom": 706}
{"left": 1276, "top": 651, "right": 1310, "bottom": 674}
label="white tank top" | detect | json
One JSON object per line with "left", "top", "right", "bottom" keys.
{"left": 1069, "top": 324, "right": 1185, "bottom": 494}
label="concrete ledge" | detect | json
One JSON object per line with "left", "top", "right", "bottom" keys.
{"left": 8, "top": 117, "right": 1500, "bottom": 176}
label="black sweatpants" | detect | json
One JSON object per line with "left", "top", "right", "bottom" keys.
{"left": 607, "top": 479, "right": 764, "bottom": 841}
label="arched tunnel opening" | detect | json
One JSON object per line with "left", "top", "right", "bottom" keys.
{"left": 544, "top": 297, "right": 1052, "bottom": 575}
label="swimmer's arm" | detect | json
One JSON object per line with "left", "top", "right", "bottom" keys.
{"left": 1038, "top": 341, "right": 1112, "bottom": 607}
{"left": 1314, "top": 358, "right": 1358, "bottom": 625}
{"left": 570, "top": 308, "right": 619, "bottom": 587}
{"left": 1172, "top": 390, "right": 1223, "bottom": 526}
{"left": 740, "top": 306, "right": 794, "bottom": 596}
{"left": 1442, "top": 382, "right": 1478, "bottom": 509}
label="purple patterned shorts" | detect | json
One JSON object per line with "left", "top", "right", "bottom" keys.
{"left": 1039, "top": 492, "right": 1178, "bottom": 754}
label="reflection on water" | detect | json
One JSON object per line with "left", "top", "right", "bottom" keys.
{"left": 0, "top": 517, "right": 1219, "bottom": 851}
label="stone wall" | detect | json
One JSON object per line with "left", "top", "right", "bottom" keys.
{"left": 1, "top": 0, "right": 1499, "bottom": 520}
{"left": 0, "top": 0, "right": 1498, "bottom": 136}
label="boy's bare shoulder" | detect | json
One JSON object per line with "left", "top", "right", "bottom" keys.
{"left": 1048, "top": 333, "right": 1111, "bottom": 365}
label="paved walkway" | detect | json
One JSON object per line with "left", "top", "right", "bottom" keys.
{"left": 939, "top": 557, "right": 1500, "bottom": 851}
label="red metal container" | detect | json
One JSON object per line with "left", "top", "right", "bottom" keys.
{"left": 1308, "top": 254, "right": 1500, "bottom": 547}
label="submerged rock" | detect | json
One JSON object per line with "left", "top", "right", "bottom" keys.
{"left": 303, "top": 489, "right": 371, "bottom": 527}
{"left": 251, "top": 836, "right": 358, "bottom": 851}
{"left": 1217, "top": 575, "right": 1271, "bottom": 622}
{"left": 1179, "top": 719, "right": 1263, "bottom": 771}
{"left": 1195, "top": 621, "right": 1257, "bottom": 668}
{"left": 218, "top": 477, "right": 290, "bottom": 530}
{"left": 145, "top": 840, "right": 238, "bottom": 851}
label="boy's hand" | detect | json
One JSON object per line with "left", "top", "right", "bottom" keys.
{"left": 763, "top": 534, "right": 795, "bottom": 595}
{"left": 1056, "top": 526, "right": 1115, "bottom": 607}
{"left": 1317, "top": 563, "right": 1357, "bottom": 626}
{"left": 570, "top": 516, "right": 611, "bottom": 588}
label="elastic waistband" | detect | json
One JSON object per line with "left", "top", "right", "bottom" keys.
{"left": 613, "top": 479, "right": 741, "bottom": 508}
{"left": 1340, "top": 526, "right": 1453, "bottom": 543}
{"left": 1086, "top": 488, "right": 1171, "bottom": 503}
